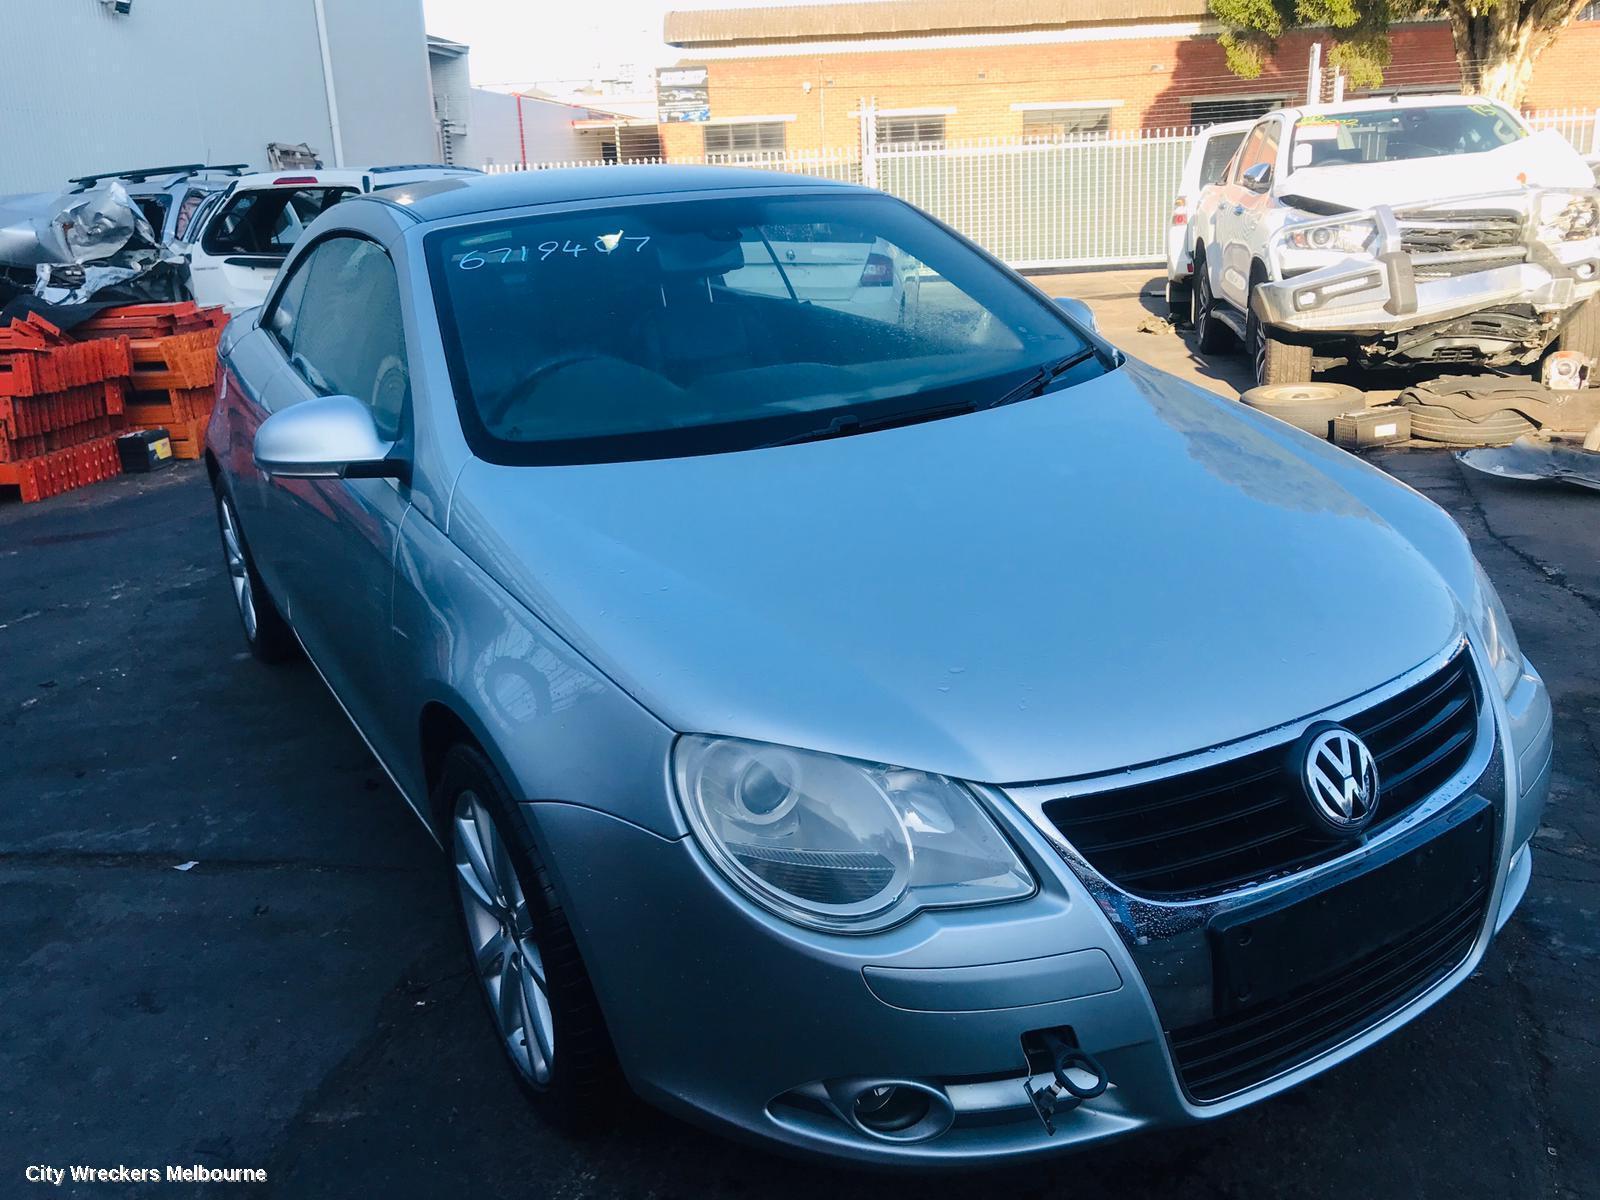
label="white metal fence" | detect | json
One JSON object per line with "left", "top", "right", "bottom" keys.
{"left": 485, "top": 133, "right": 1194, "bottom": 270}
{"left": 485, "top": 147, "right": 863, "bottom": 183}
{"left": 876, "top": 131, "right": 1195, "bottom": 269}
{"left": 486, "top": 110, "right": 1595, "bottom": 272}
{"left": 1525, "top": 107, "right": 1600, "bottom": 155}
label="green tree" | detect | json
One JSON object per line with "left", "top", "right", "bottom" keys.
{"left": 1210, "top": 1, "right": 1591, "bottom": 106}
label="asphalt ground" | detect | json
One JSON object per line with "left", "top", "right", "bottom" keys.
{"left": 1, "top": 269, "right": 1596, "bottom": 1198}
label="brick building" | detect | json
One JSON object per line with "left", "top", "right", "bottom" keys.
{"left": 657, "top": 0, "right": 1600, "bottom": 158}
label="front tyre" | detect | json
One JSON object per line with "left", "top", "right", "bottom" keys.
{"left": 1247, "top": 289, "right": 1312, "bottom": 387}
{"left": 213, "top": 486, "right": 295, "bottom": 663}
{"left": 441, "top": 744, "right": 620, "bottom": 1130}
{"left": 1551, "top": 295, "right": 1600, "bottom": 373}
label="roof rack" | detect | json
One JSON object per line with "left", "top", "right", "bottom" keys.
{"left": 68, "top": 163, "right": 252, "bottom": 191}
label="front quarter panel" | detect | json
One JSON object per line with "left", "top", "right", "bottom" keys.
{"left": 207, "top": 323, "right": 284, "bottom": 586}
{"left": 391, "top": 502, "right": 684, "bottom": 839}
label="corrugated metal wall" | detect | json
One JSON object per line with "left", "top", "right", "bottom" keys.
{"left": 320, "top": 0, "right": 437, "bottom": 167}
{"left": 0, "top": 0, "right": 436, "bottom": 194}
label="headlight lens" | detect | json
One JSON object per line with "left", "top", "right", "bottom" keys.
{"left": 673, "top": 735, "right": 1035, "bottom": 933}
{"left": 1536, "top": 192, "right": 1600, "bottom": 242}
{"left": 1470, "top": 561, "right": 1525, "bottom": 699}
{"left": 1285, "top": 219, "right": 1377, "bottom": 254}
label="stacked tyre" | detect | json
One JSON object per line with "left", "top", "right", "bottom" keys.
{"left": 1239, "top": 382, "right": 1365, "bottom": 439}
{"left": 1399, "top": 378, "right": 1544, "bottom": 448}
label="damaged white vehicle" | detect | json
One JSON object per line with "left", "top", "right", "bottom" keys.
{"left": 1189, "top": 96, "right": 1600, "bottom": 386}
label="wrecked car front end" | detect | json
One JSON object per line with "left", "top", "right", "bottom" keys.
{"left": 0, "top": 182, "right": 186, "bottom": 307}
{"left": 1255, "top": 188, "right": 1600, "bottom": 369}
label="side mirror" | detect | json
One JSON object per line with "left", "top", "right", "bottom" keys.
{"left": 254, "top": 393, "right": 404, "bottom": 481}
{"left": 1052, "top": 296, "right": 1098, "bottom": 332}
{"left": 1290, "top": 142, "right": 1314, "bottom": 170}
{"left": 1241, "top": 162, "right": 1273, "bottom": 192}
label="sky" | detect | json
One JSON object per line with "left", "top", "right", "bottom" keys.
{"left": 422, "top": 0, "right": 823, "bottom": 90}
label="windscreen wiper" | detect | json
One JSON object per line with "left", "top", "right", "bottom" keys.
{"left": 762, "top": 398, "right": 982, "bottom": 449}
{"left": 984, "top": 347, "right": 1101, "bottom": 411}
{"left": 762, "top": 348, "right": 1103, "bottom": 450}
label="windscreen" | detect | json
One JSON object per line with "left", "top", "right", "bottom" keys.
{"left": 1291, "top": 104, "right": 1525, "bottom": 169}
{"left": 426, "top": 193, "right": 1099, "bottom": 464}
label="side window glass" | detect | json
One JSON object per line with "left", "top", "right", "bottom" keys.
{"left": 1235, "top": 122, "right": 1279, "bottom": 188}
{"left": 200, "top": 187, "right": 354, "bottom": 257}
{"left": 266, "top": 248, "right": 315, "bottom": 353}
{"left": 290, "top": 237, "right": 410, "bottom": 442}
{"left": 173, "top": 189, "right": 208, "bottom": 240}
{"left": 1258, "top": 123, "right": 1280, "bottom": 175}
{"left": 1199, "top": 132, "right": 1246, "bottom": 186}
{"left": 1232, "top": 129, "right": 1264, "bottom": 183}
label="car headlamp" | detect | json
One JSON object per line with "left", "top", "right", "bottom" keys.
{"left": 673, "top": 735, "right": 1035, "bottom": 933}
{"left": 1285, "top": 219, "right": 1378, "bottom": 255}
{"left": 1470, "top": 560, "right": 1525, "bottom": 699}
{"left": 1536, "top": 192, "right": 1600, "bottom": 242}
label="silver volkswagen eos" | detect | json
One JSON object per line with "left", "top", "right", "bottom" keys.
{"left": 206, "top": 167, "right": 1553, "bottom": 1166}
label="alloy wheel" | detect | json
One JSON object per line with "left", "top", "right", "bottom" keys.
{"left": 1248, "top": 307, "right": 1267, "bottom": 386}
{"left": 218, "top": 495, "right": 257, "bottom": 641}
{"left": 454, "top": 790, "right": 555, "bottom": 1086}
{"left": 1199, "top": 270, "right": 1220, "bottom": 332}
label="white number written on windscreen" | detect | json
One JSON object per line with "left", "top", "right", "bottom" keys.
{"left": 456, "top": 231, "right": 651, "bottom": 269}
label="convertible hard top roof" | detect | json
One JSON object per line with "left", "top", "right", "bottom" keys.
{"left": 377, "top": 164, "right": 867, "bottom": 223}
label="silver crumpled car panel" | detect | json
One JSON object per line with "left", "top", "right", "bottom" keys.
{"left": 1458, "top": 438, "right": 1600, "bottom": 491}
{"left": 0, "top": 181, "right": 180, "bottom": 304}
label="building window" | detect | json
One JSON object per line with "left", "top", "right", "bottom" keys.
{"left": 704, "top": 122, "right": 787, "bottom": 154}
{"left": 1582, "top": 2, "right": 1600, "bottom": 18}
{"left": 1021, "top": 107, "right": 1114, "bottom": 140}
{"left": 877, "top": 115, "right": 946, "bottom": 146}
{"left": 1190, "top": 96, "right": 1288, "bottom": 127}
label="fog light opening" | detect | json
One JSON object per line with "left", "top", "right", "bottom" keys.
{"left": 827, "top": 1078, "right": 955, "bottom": 1143}
{"left": 853, "top": 1085, "right": 929, "bottom": 1134}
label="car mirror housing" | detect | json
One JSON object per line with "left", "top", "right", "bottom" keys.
{"left": 253, "top": 393, "right": 404, "bottom": 481}
{"left": 1242, "top": 162, "right": 1273, "bottom": 192}
{"left": 1052, "top": 295, "right": 1099, "bottom": 332}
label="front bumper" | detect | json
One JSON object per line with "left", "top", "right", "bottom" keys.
{"left": 1256, "top": 197, "right": 1600, "bottom": 341}
{"left": 528, "top": 646, "right": 1549, "bottom": 1166}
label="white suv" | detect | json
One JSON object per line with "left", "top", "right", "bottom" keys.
{"left": 1164, "top": 119, "right": 1253, "bottom": 318}
{"left": 1188, "top": 95, "right": 1600, "bottom": 386}
{"left": 179, "top": 165, "right": 481, "bottom": 312}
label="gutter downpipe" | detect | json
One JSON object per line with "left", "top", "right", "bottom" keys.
{"left": 312, "top": 0, "right": 347, "bottom": 167}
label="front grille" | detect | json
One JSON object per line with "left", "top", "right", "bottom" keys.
{"left": 1400, "top": 213, "right": 1523, "bottom": 255}
{"left": 1168, "top": 881, "right": 1488, "bottom": 1102}
{"left": 1413, "top": 253, "right": 1525, "bottom": 280}
{"left": 1042, "top": 650, "right": 1480, "bottom": 900}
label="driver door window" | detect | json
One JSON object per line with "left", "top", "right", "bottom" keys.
{"left": 267, "top": 236, "right": 410, "bottom": 441}
{"left": 1235, "top": 121, "right": 1279, "bottom": 189}
{"left": 1229, "top": 129, "right": 1264, "bottom": 186}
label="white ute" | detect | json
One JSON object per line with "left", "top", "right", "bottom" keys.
{"left": 1188, "top": 95, "right": 1600, "bottom": 386}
